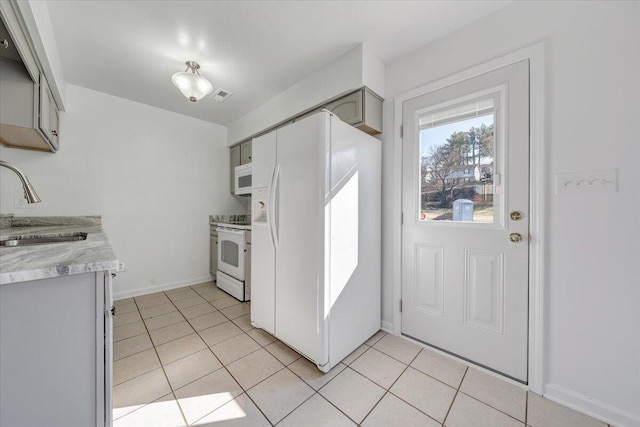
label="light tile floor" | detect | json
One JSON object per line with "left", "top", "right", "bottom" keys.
{"left": 112, "top": 281, "right": 613, "bottom": 427}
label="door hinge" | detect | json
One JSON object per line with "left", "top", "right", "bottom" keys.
{"left": 399, "top": 299, "right": 403, "bottom": 312}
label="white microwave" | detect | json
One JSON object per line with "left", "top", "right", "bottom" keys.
{"left": 234, "top": 163, "right": 252, "bottom": 195}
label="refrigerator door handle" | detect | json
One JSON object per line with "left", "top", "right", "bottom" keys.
{"left": 267, "top": 163, "right": 277, "bottom": 248}
{"left": 272, "top": 163, "right": 280, "bottom": 249}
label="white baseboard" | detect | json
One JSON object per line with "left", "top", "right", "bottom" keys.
{"left": 544, "top": 384, "right": 640, "bottom": 427}
{"left": 381, "top": 320, "right": 394, "bottom": 334}
{"left": 113, "top": 275, "right": 214, "bottom": 300}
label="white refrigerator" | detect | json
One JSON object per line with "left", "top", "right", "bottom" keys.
{"left": 251, "top": 111, "right": 381, "bottom": 372}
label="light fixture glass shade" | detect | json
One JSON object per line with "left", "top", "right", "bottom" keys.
{"left": 171, "top": 61, "right": 213, "bottom": 102}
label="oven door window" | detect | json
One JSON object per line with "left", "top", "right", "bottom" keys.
{"left": 238, "top": 174, "right": 252, "bottom": 189}
{"left": 221, "top": 240, "right": 239, "bottom": 267}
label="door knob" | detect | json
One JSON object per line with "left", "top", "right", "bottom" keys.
{"left": 510, "top": 233, "right": 523, "bottom": 243}
{"left": 510, "top": 211, "right": 523, "bottom": 221}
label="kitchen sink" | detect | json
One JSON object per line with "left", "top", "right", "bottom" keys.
{"left": 0, "top": 232, "right": 88, "bottom": 247}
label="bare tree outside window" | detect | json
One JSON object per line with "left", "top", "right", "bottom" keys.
{"left": 420, "top": 114, "right": 495, "bottom": 222}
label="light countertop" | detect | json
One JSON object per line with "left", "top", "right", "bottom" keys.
{"left": 210, "top": 223, "right": 252, "bottom": 230}
{"left": 0, "top": 216, "right": 119, "bottom": 285}
{"left": 209, "top": 213, "right": 251, "bottom": 230}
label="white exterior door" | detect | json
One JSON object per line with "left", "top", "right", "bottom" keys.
{"left": 401, "top": 60, "right": 530, "bottom": 382}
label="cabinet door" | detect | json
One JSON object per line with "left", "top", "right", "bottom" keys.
{"left": 38, "top": 73, "right": 53, "bottom": 139}
{"left": 102, "top": 272, "right": 113, "bottom": 427}
{"left": 210, "top": 235, "right": 218, "bottom": 276}
{"left": 50, "top": 105, "right": 59, "bottom": 150}
{"left": 240, "top": 140, "right": 252, "bottom": 164}
{"left": 0, "top": 273, "right": 99, "bottom": 426}
{"left": 245, "top": 242, "right": 251, "bottom": 300}
{"left": 230, "top": 145, "right": 241, "bottom": 194}
{"left": 325, "top": 90, "right": 363, "bottom": 125}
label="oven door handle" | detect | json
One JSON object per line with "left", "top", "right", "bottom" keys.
{"left": 269, "top": 162, "right": 280, "bottom": 249}
{"left": 215, "top": 228, "right": 246, "bottom": 235}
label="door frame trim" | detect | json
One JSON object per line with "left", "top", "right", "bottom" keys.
{"left": 392, "top": 42, "right": 546, "bottom": 393}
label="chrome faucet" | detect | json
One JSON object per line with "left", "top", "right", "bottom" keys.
{"left": 0, "top": 160, "right": 41, "bottom": 203}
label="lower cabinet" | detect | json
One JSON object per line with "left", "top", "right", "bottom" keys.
{"left": 245, "top": 230, "right": 251, "bottom": 300}
{"left": 0, "top": 271, "right": 113, "bottom": 427}
{"left": 210, "top": 226, "right": 218, "bottom": 277}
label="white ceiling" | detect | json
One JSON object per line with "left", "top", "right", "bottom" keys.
{"left": 46, "top": 1, "right": 510, "bottom": 126}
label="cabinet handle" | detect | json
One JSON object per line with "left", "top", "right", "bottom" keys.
{"left": 110, "top": 306, "right": 117, "bottom": 316}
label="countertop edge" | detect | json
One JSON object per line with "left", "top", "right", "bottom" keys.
{"left": 0, "top": 217, "right": 119, "bottom": 285}
{"left": 0, "top": 259, "right": 120, "bottom": 286}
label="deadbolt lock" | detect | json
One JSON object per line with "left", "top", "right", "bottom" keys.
{"left": 509, "top": 233, "right": 523, "bottom": 243}
{"left": 510, "top": 211, "right": 523, "bottom": 221}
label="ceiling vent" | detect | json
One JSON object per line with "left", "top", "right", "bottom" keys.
{"left": 213, "top": 88, "right": 233, "bottom": 103}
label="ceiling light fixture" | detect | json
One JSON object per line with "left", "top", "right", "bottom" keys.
{"left": 171, "top": 60, "right": 213, "bottom": 102}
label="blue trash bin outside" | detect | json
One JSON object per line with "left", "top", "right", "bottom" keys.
{"left": 452, "top": 199, "right": 474, "bottom": 221}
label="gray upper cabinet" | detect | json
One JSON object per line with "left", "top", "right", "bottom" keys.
{"left": 240, "top": 140, "right": 252, "bottom": 164}
{"left": 0, "top": 17, "right": 59, "bottom": 152}
{"left": 325, "top": 90, "right": 362, "bottom": 125}
{"left": 39, "top": 73, "right": 53, "bottom": 139}
{"left": 50, "top": 101, "right": 59, "bottom": 147}
{"left": 228, "top": 87, "right": 382, "bottom": 194}
{"left": 230, "top": 144, "right": 241, "bottom": 194}
{"left": 230, "top": 140, "right": 252, "bottom": 195}
{"left": 325, "top": 87, "right": 383, "bottom": 135}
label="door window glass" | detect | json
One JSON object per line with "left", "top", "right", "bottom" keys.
{"left": 418, "top": 96, "right": 499, "bottom": 223}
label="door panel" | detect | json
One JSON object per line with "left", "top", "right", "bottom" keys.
{"left": 414, "top": 244, "right": 444, "bottom": 316}
{"left": 250, "top": 133, "right": 276, "bottom": 333}
{"left": 402, "top": 60, "right": 530, "bottom": 382}
{"left": 463, "top": 249, "right": 504, "bottom": 334}
{"left": 274, "top": 113, "right": 328, "bottom": 362}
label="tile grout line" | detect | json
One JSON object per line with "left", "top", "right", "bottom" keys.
{"left": 285, "top": 362, "right": 357, "bottom": 423}
{"left": 145, "top": 291, "right": 190, "bottom": 426}
{"left": 112, "top": 296, "right": 190, "bottom": 424}
{"left": 112, "top": 325, "right": 149, "bottom": 344}
{"left": 310, "top": 372, "right": 364, "bottom": 425}
{"left": 359, "top": 347, "right": 441, "bottom": 426}
{"left": 165, "top": 285, "right": 253, "bottom": 426}
{"left": 215, "top": 347, "right": 286, "bottom": 426}
{"left": 525, "top": 389, "right": 529, "bottom": 426}
{"left": 354, "top": 382, "right": 390, "bottom": 424}
{"left": 124, "top": 294, "right": 472, "bottom": 426}
{"left": 387, "top": 347, "right": 528, "bottom": 425}
{"left": 458, "top": 390, "right": 527, "bottom": 425}
{"left": 272, "top": 330, "right": 392, "bottom": 426}
{"left": 312, "top": 342, "right": 422, "bottom": 426}
{"left": 441, "top": 366, "right": 469, "bottom": 426}
{"left": 316, "top": 345, "right": 421, "bottom": 426}
{"left": 113, "top": 306, "right": 278, "bottom": 421}
{"left": 315, "top": 391, "right": 361, "bottom": 426}
{"left": 273, "top": 390, "right": 319, "bottom": 426}
{"left": 160, "top": 285, "right": 258, "bottom": 425}
{"left": 181, "top": 285, "right": 291, "bottom": 425}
